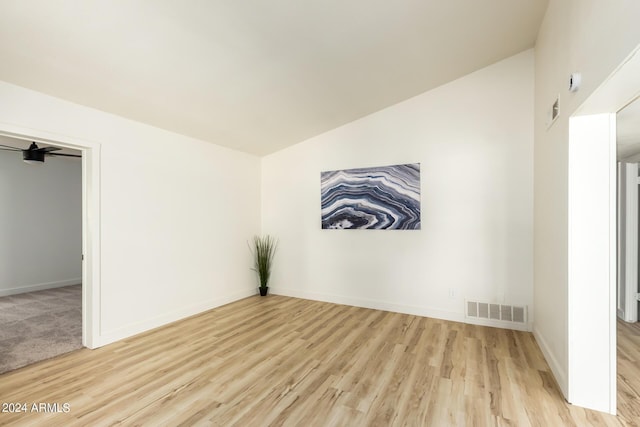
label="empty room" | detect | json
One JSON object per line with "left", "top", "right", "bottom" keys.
{"left": 0, "top": 1, "right": 639, "bottom": 426}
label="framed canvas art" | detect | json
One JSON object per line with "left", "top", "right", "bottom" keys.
{"left": 321, "top": 163, "right": 421, "bottom": 230}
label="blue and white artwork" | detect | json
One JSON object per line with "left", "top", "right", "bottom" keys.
{"left": 321, "top": 163, "right": 421, "bottom": 230}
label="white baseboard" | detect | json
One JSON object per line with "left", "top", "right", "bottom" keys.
{"left": 533, "top": 326, "right": 568, "bottom": 399}
{"left": 95, "top": 287, "right": 257, "bottom": 347}
{"left": 270, "top": 287, "right": 531, "bottom": 332}
{"left": 0, "top": 278, "right": 82, "bottom": 297}
{"left": 94, "top": 286, "right": 533, "bottom": 349}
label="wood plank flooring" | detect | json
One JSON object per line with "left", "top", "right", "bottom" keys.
{"left": 618, "top": 319, "right": 640, "bottom": 426}
{"left": 0, "top": 295, "right": 636, "bottom": 426}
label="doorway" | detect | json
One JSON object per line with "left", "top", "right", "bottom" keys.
{"left": 617, "top": 97, "right": 640, "bottom": 323}
{"left": 615, "top": 96, "right": 640, "bottom": 422}
{"left": 0, "top": 126, "right": 101, "bottom": 350}
{"left": 566, "top": 43, "right": 640, "bottom": 415}
{"left": 0, "top": 135, "right": 83, "bottom": 372}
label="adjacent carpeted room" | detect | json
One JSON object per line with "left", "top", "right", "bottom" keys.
{"left": 0, "top": 285, "right": 82, "bottom": 375}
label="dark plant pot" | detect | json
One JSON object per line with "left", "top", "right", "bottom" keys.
{"left": 259, "top": 287, "right": 269, "bottom": 296}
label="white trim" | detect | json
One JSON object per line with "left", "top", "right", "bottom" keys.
{"left": 0, "top": 278, "right": 82, "bottom": 297}
{"left": 617, "top": 162, "right": 625, "bottom": 321}
{"left": 608, "top": 114, "right": 618, "bottom": 415}
{"left": 82, "top": 141, "right": 101, "bottom": 349}
{"left": 95, "top": 288, "right": 256, "bottom": 347}
{"left": 0, "top": 124, "right": 101, "bottom": 349}
{"left": 533, "top": 326, "right": 568, "bottom": 398}
{"left": 270, "top": 287, "right": 531, "bottom": 332}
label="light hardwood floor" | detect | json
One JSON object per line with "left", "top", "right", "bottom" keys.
{"left": 618, "top": 319, "right": 640, "bottom": 426}
{"left": 0, "top": 295, "right": 637, "bottom": 426}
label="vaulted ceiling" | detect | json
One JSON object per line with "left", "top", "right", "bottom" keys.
{"left": 0, "top": 1, "right": 548, "bottom": 155}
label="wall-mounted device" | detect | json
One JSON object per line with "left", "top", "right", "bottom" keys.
{"left": 569, "top": 72, "right": 582, "bottom": 92}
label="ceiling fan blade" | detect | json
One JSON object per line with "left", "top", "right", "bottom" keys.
{"left": 39, "top": 146, "right": 62, "bottom": 152}
{"left": 47, "top": 152, "right": 81, "bottom": 158}
{"left": 0, "top": 144, "right": 22, "bottom": 151}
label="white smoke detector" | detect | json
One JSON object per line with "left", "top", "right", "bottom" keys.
{"left": 569, "top": 73, "right": 582, "bottom": 92}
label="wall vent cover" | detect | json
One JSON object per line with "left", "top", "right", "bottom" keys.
{"left": 465, "top": 301, "right": 528, "bottom": 325}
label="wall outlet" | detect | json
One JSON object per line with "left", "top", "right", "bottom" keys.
{"left": 448, "top": 288, "right": 457, "bottom": 299}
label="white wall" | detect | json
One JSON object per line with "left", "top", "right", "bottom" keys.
{"left": 262, "top": 50, "right": 534, "bottom": 326}
{"left": 0, "top": 143, "right": 81, "bottom": 296}
{"left": 567, "top": 113, "right": 616, "bottom": 412}
{"left": 534, "top": 0, "right": 640, "bottom": 407}
{"left": 0, "top": 80, "right": 261, "bottom": 346}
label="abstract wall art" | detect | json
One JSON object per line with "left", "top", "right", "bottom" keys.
{"left": 321, "top": 163, "right": 421, "bottom": 230}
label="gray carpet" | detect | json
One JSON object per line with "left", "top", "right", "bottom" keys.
{"left": 0, "top": 284, "right": 82, "bottom": 374}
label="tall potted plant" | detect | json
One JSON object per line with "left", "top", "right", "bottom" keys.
{"left": 251, "top": 235, "right": 277, "bottom": 296}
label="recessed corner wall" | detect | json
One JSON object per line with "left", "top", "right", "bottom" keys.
{"left": 261, "top": 50, "right": 534, "bottom": 325}
{"left": 0, "top": 149, "right": 81, "bottom": 296}
{"left": 534, "top": 0, "right": 640, "bottom": 410}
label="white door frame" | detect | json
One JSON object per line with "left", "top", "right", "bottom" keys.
{"left": 567, "top": 42, "right": 640, "bottom": 414}
{"left": 0, "top": 125, "right": 101, "bottom": 348}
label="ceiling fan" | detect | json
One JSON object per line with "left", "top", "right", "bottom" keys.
{"left": 0, "top": 142, "right": 81, "bottom": 164}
